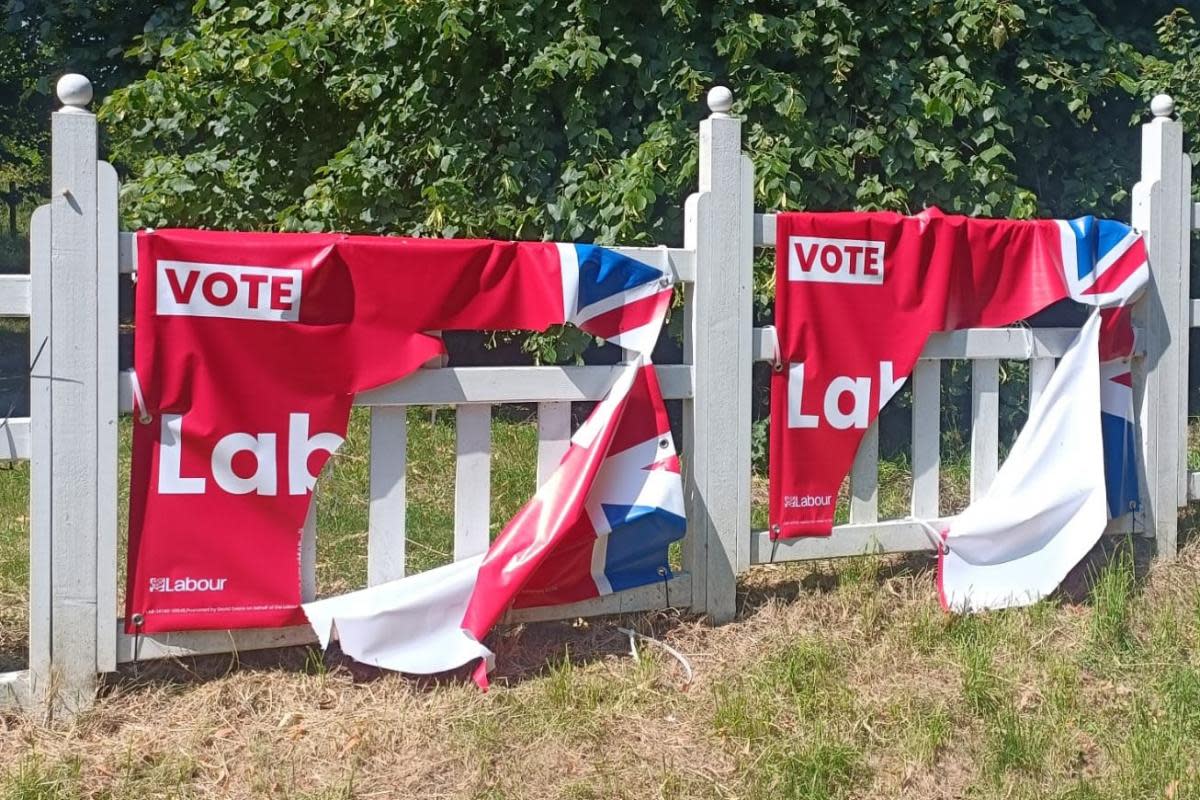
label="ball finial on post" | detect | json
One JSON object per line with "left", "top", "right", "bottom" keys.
{"left": 1150, "top": 94, "right": 1175, "bottom": 119}
{"left": 56, "top": 73, "right": 93, "bottom": 112}
{"left": 707, "top": 86, "right": 733, "bottom": 117}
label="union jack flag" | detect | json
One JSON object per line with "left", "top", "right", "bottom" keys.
{"left": 303, "top": 244, "right": 682, "bottom": 686}
{"left": 1056, "top": 216, "right": 1149, "bottom": 308}
{"left": 1056, "top": 216, "right": 1147, "bottom": 518}
{"left": 558, "top": 244, "right": 674, "bottom": 353}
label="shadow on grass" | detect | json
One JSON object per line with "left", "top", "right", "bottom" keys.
{"left": 736, "top": 526, "right": 1168, "bottom": 619}
{"left": 1056, "top": 533, "right": 1155, "bottom": 603}
{"left": 737, "top": 550, "right": 935, "bottom": 612}
{"left": 99, "top": 606, "right": 701, "bottom": 697}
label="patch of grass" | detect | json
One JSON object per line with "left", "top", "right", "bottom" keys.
{"left": 904, "top": 601, "right": 948, "bottom": 655}
{"left": 1108, "top": 691, "right": 1200, "bottom": 799}
{"left": 1042, "top": 657, "right": 1081, "bottom": 716}
{"left": 749, "top": 739, "right": 863, "bottom": 800}
{"left": 0, "top": 234, "right": 28, "bottom": 275}
{"left": 877, "top": 455, "right": 912, "bottom": 520}
{"left": 958, "top": 637, "right": 1007, "bottom": 717}
{"left": 938, "top": 452, "right": 972, "bottom": 517}
{"left": 1086, "top": 540, "right": 1137, "bottom": 656}
{"left": 985, "top": 706, "right": 1050, "bottom": 778}
{"left": 713, "top": 637, "right": 866, "bottom": 799}
{"left": 310, "top": 406, "right": 540, "bottom": 594}
{"left": 2, "top": 756, "right": 82, "bottom": 800}
{"left": 453, "top": 640, "right": 670, "bottom": 758}
{"left": 0, "top": 461, "right": 29, "bottom": 670}
{"left": 540, "top": 650, "right": 624, "bottom": 726}
{"left": 894, "top": 697, "right": 952, "bottom": 765}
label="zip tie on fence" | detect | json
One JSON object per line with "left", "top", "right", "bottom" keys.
{"left": 653, "top": 243, "right": 673, "bottom": 288}
{"left": 909, "top": 517, "right": 950, "bottom": 555}
{"left": 617, "top": 626, "right": 693, "bottom": 687}
{"left": 1013, "top": 319, "right": 1035, "bottom": 360}
{"left": 129, "top": 371, "right": 152, "bottom": 424}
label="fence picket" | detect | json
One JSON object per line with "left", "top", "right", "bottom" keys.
{"left": 971, "top": 358, "right": 1000, "bottom": 501}
{"left": 911, "top": 360, "right": 941, "bottom": 519}
{"left": 368, "top": 407, "right": 408, "bottom": 584}
{"left": 95, "top": 161, "right": 119, "bottom": 674}
{"left": 27, "top": 204, "right": 51, "bottom": 696}
{"left": 454, "top": 404, "right": 492, "bottom": 560}
{"left": 849, "top": 422, "right": 879, "bottom": 523}
{"left": 1029, "top": 357, "right": 1055, "bottom": 409}
{"left": 301, "top": 491, "right": 317, "bottom": 602}
{"left": 536, "top": 402, "right": 571, "bottom": 488}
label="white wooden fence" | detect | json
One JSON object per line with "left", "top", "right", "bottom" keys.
{"left": 0, "top": 76, "right": 1195, "bottom": 712}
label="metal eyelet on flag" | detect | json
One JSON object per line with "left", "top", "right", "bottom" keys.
{"left": 130, "top": 613, "right": 145, "bottom": 670}
{"left": 659, "top": 438, "right": 670, "bottom": 449}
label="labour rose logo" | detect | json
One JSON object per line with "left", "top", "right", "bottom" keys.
{"left": 148, "top": 576, "right": 228, "bottom": 592}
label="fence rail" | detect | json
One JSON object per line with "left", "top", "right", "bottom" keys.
{"left": 0, "top": 78, "right": 1194, "bottom": 713}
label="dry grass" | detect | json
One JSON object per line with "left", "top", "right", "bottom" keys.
{"left": 0, "top": 537, "right": 1198, "bottom": 799}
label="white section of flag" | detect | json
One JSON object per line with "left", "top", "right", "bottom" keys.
{"left": 302, "top": 555, "right": 493, "bottom": 675}
{"left": 940, "top": 311, "right": 1107, "bottom": 612}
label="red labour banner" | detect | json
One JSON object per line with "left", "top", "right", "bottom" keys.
{"left": 128, "top": 230, "right": 568, "bottom": 632}
{"left": 769, "top": 209, "right": 1147, "bottom": 538}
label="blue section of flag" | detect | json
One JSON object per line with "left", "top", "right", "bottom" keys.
{"left": 1069, "top": 216, "right": 1096, "bottom": 280}
{"left": 1096, "top": 219, "right": 1130, "bottom": 265}
{"left": 600, "top": 504, "right": 687, "bottom": 593}
{"left": 1067, "top": 216, "right": 1135, "bottom": 282}
{"left": 1101, "top": 412, "right": 1139, "bottom": 518}
{"left": 575, "top": 244, "right": 663, "bottom": 310}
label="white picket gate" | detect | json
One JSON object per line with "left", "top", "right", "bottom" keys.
{"left": 0, "top": 76, "right": 1194, "bottom": 712}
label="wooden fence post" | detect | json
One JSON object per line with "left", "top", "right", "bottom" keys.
{"left": 683, "top": 87, "right": 754, "bottom": 622}
{"left": 1131, "top": 94, "right": 1192, "bottom": 560}
{"left": 28, "top": 74, "right": 116, "bottom": 711}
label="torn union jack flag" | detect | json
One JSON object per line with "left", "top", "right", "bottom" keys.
{"left": 769, "top": 209, "right": 1148, "bottom": 613}
{"left": 303, "top": 355, "right": 684, "bottom": 687}
{"left": 295, "top": 243, "right": 679, "bottom": 687}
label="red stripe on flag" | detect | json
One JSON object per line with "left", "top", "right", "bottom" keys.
{"left": 1110, "top": 372, "right": 1133, "bottom": 388}
{"left": 579, "top": 289, "right": 672, "bottom": 340}
{"left": 607, "top": 366, "right": 672, "bottom": 456}
{"left": 1099, "top": 306, "right": 1135, "bottom": 361}
{"left": 1083, "top": 241, "right": 1146, "bottom": 296}
{"left": 647, "top": 455, "right": 682, "bottom": 473}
